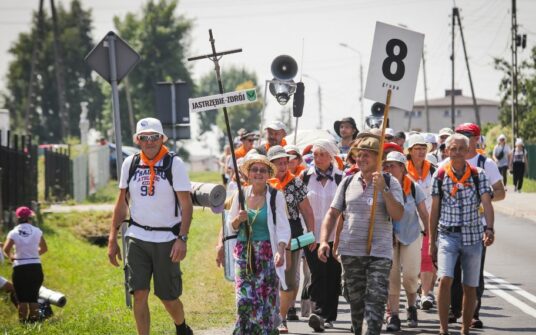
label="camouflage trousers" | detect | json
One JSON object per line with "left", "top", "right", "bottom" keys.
{"left": 341, "top": 255, "right": 392, "bottom": 335}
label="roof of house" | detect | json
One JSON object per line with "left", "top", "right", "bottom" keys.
{"left": 413, "top": 94, "right": 499, "bottom": 108}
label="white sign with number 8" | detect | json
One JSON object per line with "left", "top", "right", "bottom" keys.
{"left": 364, "top": 22, "right": 424, "bottom": 112}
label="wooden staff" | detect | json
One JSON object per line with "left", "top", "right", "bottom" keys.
{"left": 366, "top": 89, "right": 392, "bottom": 255}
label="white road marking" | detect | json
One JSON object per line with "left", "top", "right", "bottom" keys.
{"left": 485, "top": 271, "right": 536, "bottom": 318}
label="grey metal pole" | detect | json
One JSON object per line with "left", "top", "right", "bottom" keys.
{"left": 451, "top": 7, "right": 456, "bottom": 129}
{"left": 359, "top": 62, "right": 364, "bottom": 130}
{"left": 294, "top": 116, "right": 299, "bottom": 145}
{"left": 106, "top": 32, "right": 131, "bottom": 309}
{"left": 171, "top": 83, "right": 177, "bottom": 152}
{"left": 422, "top": 50, "right": 430, "bottom": 132}
{"left": 511, "top": 0, "right": 518, "bottom": 147}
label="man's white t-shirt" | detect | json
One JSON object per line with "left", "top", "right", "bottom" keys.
{"left": 119, "top": 154, "right": 191, "bottom": 243}
{"left": 6, "top": 223, "right": 42, "bottom": 267}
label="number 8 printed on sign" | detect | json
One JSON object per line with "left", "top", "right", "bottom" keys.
{"left": 382, "top": 39, "right": 408, "bottom": 81}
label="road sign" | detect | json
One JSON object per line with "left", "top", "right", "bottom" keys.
{"left": 189, "top": 88, "right": 257, "bottom": 113}
{"left": 364, "top": 22, "right": 424, "bottom": 112}
{"left": 84, "top": 31, "right": 141, "bottom": 84}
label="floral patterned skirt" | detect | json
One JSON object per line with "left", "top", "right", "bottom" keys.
{"left": 233, "top": 240, "right": 279, "bottom": 335}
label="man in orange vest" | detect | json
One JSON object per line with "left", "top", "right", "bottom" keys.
{"left": 256, "top": 121, "right": 287, "bottom": 155}
{"left": 234, "top": 130, "right": 259, "bottom": 159}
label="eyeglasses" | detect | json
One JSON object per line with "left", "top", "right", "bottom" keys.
{"left": 138, "top": 134, "right": 162, "bottom": 142}
{"left": 383, "top": 163, "right": 401, "bottom": 169}
{"left": 249, "top": 167, "right": 268, "bottom": 174}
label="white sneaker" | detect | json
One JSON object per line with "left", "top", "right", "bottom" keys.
{"left": 421, "top": 294, "right": 434, "bottom": 310}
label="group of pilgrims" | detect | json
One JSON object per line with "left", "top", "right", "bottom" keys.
{"left": 216, "top": 116, "right": 522, "bottom": 335}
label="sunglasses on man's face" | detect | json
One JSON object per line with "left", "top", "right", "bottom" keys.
{"left": 138, "top": 134, "right": 162, "bottom": 142}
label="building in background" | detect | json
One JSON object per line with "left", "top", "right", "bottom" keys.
{"left": 389, "top": 90, "right": 500, "bottom": 132}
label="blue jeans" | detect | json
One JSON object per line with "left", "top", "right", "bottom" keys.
{"left": 437, "top": 231, "right": 482, "bottom": 287}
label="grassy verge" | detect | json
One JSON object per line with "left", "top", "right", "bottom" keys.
{"left": 189, "top": 171, "right": 222, "bottom": 184}
{"left": 520, "top": 177, "right": 536, "bottom": 193}
{"left": 0, "top": 209, "right": 234, "bottom": 334}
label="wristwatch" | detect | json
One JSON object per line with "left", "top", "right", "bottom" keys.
{"left": 178, "top": 234, "right": 188, "bottom": 242}
{"left": 383, "top": 185, "right": 390, "bottom": 193}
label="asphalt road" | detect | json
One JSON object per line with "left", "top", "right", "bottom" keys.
{"left": 278, "top": 211, "right": 536, "bottom": 334}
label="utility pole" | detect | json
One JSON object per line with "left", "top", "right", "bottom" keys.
{"left": 454, "top": 8, "right": 481, "bottom": 127}
{"left": 450, "top": 7, "right": 456, "bottom": 129}
{"left": 317, "top": 85, "right": 322, "bottom": 130}
{"left": 422, "top": 49, "right": 430, "bottom": 132}
{"left": 24, "top": 0, "right": 44, "bottom": 134}
{"left": 511, "top": 0, "right": 518, "bottom": 146}
{"left": 50, "top": 0, "right": 69, "bottom": 141}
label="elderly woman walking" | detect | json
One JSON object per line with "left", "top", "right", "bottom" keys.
{"left": 228, "top": 154, "right": 291, "bottom": 334}
{"left": 383, "top": 152, "right": 430, "bottom": 331}
{"left": 300, "top": 139, "right": 344, "bottom": 332}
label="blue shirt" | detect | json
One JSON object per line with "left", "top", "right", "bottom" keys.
{"left": 393, "top": 182, "right": 426, "bottom": 245}
{"left": 238, "top": 203, "right": 270, "bottom": 241}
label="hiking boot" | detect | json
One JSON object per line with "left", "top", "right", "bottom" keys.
{"left": 448, "top": 310, "right": 460, "bottom": 323}
{"left": 471, "top": 317, "right": 483, "bottom": 328}
{"left": 407, "top": 306, "right": 418, "bottom": 327}
{"left": 287, "top": 307, "right": 299, "bottom": 321}
{"left": 308, "top": 313, "right": 325, "bottom": 332}
{"left": 421, "top": 294, "right": 434, "bottom": 310}
{"left": 176, "top": 324, "right": 193, "bottom": 335}
{"left": 386, "top": 315, "right": 401, "bottom": 332}
{"left": 277, "top": 320, "right": 289, "bottom": 334}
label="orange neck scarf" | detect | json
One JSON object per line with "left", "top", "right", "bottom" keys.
{"left": 407, "top": 159, "right": 431, "bottom": 182}
{"left": 268, "top": 170, "right": 294, "bottom": 191}
{"left": 402, "top": 175, "right": 412, "bottom": 196}
{"left": 264, "top": 138, "right": 288, "bottom": 152}
{"left": 293, "top": 164, "right": 306, "bottom": 177}
{"left": 445, "top": 161, "right": 472, "bottom": 197}
{"left": 140, "top": 145, "right": 169, "bottom": 195}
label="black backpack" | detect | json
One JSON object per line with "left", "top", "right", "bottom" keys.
{"left": 126, "top": 152, "right": 180, "bottom": 217}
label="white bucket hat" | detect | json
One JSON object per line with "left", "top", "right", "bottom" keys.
{"left": 405, "top": 133, "right": 432, "bottom": 154}
{"left": 133, "top": 117, "right": 168, "bottom": 142}
{"left": 384, "top": 151, "right": 408, "bottom": 165}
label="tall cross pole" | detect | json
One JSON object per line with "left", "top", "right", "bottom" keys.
{"left": 188, "top": 30, "right": 245, "bottom": 209}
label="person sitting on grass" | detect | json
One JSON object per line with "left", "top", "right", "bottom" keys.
{"left": 3, "top": 206, "right": 47, "bottom": 322}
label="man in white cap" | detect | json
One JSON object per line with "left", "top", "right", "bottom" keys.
{"left": 107, "top": 117, "right": 194, "bottom": 335}
{"left": 429, "top": 128, "right": 454, "bottom": 164}
{"left": 256, "top": 120, "right": 287, "bottom": 155}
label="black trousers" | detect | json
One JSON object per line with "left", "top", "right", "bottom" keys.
{"left": 513, "top": 162, "right": 525, "bottom": 190}
{"left": 450, "top": 242, "right": 486, "bottom": 319}
{"left": 498, "top": 166, "right": 508, "bottom": 186}
{"left": 304, "top": 242, "right": 342, "bottom": 322}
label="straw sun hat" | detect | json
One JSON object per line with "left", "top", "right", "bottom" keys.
{"left": 240, "top": 154, "right": 277, "bottom": 178}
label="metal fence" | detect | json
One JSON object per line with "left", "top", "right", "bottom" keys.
{"left": 0, "top": 132, "right": 38, "bottom": 225}
{"left": 44, "top": 147, "right": 72, "bottom": 202}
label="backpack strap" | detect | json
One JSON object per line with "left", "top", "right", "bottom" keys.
{"left": 477, "top": 154, "right": 486, "bottom": 169}
{"left": 340, "top": 174, "right": 355, "bottom": 212}
{"left": 411, "top": 180, "right": 416, "bottom": 200}
{"left": 269, "top": 186, "right": 278, "bottom": 225}
{"left": 302, "top": 170, "right": 312, "bottom": 186}
{"left": 470, "top": 166, "right": 481, "bottom": 203}
{"left": 335, "top": 173, "right": 343, "bottom": 186}
{"left": 429, "top": 164, "right": 437, "bottom": 177}
{"left": 436, "top": 167, "right": 446, "bottom": 207}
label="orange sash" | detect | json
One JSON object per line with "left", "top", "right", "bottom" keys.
{"left": 445, "top": 161, "right": 472, "bottom": 197}
{"left": 264, "top": 138, "right": 288, "bottom": 152}
{"left": 234, "top": 146, "right": 247, "bottom": 159}
{"left": 140, "top": 145, "right": 169, "bottom": 196}
{"left": 407, "top": 159, "right": 431, "bottom": 182}
{"left": 402, "top": 175, "right": 412, "bottom": 197}
{"left": 268, "top": 170, "right": 294, "bottom": 191}
{"left": 293, "top": 164, "right": 306, "bottom": 176}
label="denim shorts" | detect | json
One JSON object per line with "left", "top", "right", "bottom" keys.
{"left": 437, "top": 231, "right": 482, "bottom": 287}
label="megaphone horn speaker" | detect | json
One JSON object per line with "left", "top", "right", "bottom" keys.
{"left": 271, "top": 55, "right": 298, "bottom": 80}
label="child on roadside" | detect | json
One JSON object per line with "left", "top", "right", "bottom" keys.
{"left": 3, "top": 206, "right": 47, "bottom": 322}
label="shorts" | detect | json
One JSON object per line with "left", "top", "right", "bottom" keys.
{"left": 437, "top": 231, "right": 482, "bottom": 287}
{"left": 13, "top": 263, "right": 43, "bottom": 303}
{"left": 126, "top": 237, "right": 182, "bottom": 300}
{"left": 282, "top": 250, "right": 301, "bottom": 292}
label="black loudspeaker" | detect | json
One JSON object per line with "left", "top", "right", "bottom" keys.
{"left": 154, "top": 81, "right": 191, "bottom": 126}
{"left": 271, "top": 55, "right": 298, "bottom": 80}
{"left": 371, "top": 102, "right": 385, "bottom": 117}
{"left": 293, "top": 82, "right": 305, "bottom": 117}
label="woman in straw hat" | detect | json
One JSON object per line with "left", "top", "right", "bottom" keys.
{"left": 383, "top": 152, "right": 429, "bottom": 331}
{"left": 227, "top": 154, "right": 291, "bottom": 334}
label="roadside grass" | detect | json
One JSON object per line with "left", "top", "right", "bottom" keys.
{"left": 189, "top": 171, "right": 222, "bottom": 184}
{"left": 83, "top": 180, "right": 119, "bottom": 204}
{"left": 0, "top": 208, "right": 234, "bottom": 334}
{"left": 521, "top": 177, "right": 536, "bottom": 193}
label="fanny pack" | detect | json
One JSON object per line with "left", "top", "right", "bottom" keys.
{"left": 127, "top": 219, "right": 181, "bottom": 236}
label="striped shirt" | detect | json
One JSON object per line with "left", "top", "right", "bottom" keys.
{"left": 331, "top": 172, "right": 404, "bottom": 259}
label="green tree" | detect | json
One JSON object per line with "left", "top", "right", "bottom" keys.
{"left": 111, "top": 0, "right": 193, "bottom": 144}
{"left": 2, "top": 0, "right": 104, "bottom": 143}
{"left": 196, "top": 66, "right": 263, "bottom": 148}
{"left": 494, "top": 46, "right": 536, "bottom": 142}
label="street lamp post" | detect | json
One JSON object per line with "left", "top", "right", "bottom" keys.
{"left": 303, "top": 74, "right": 322, "bottom": 129}
{"left": 339, "top": 43, "right": 364, "bottom": 130}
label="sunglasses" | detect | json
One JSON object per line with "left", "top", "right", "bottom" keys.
{"left": 138, "top": 134, "right": 162, "bottom": 142}
{"left": 249, "top": 167, "right": 268, "bottom": 174}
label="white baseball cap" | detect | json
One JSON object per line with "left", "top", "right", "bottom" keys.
{"left": 385, "top": 128, "right": 395, "bottom": 137}
{"left": 424, "top": 133, "right": 437, "bottom": 144}
{"left": 134, "top": 117, "right": 168, "bottom": 142}
{"left": 264, "top": 120, "right": 287, "bottom": 133}
{"left": 384, "top": 151, "right": 407, "bottom": 165}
